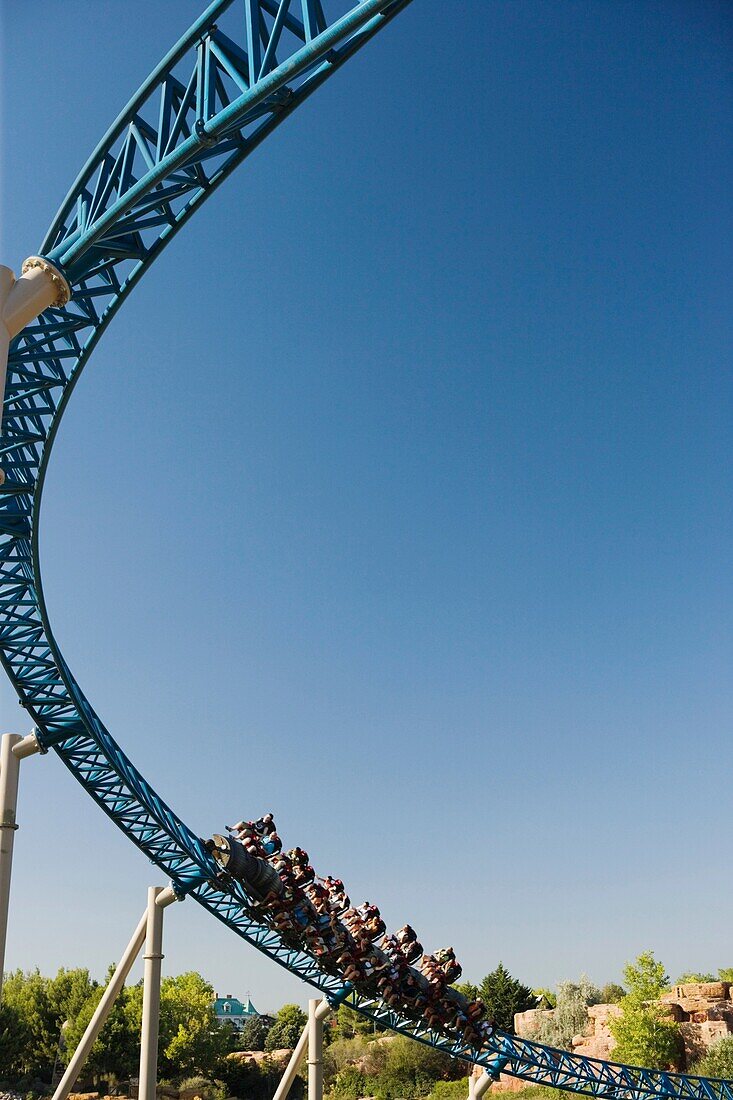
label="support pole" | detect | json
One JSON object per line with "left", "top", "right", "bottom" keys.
{"left": 0, "top": 731, "right": 40, "bottom": 1000}
{"left": 272, "top": 998, "right": 331, "bottom": 1100}
{"left": 307, "top": 998, "right": 325, "bottom": 1100}
{"left": 52, "top": 909, "right": 149, "bottom": 1100}
{"left": 0, "top": 258, "right": 70, "bottom": 482}
{"left": 468, "top": 1068, "right": 495, "bottom": 1100}
{"left": 138, "top": 886, "right": 177, "bottom": 1100}
{"left": 474, "top": 1072, "right": 494, "bottom": 1099}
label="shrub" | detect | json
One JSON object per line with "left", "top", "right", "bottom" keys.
{"left": 324, "top": 1035, "right": 374, "bottom": 1086}
{"left": 177, "top": 1074, "right": 226, "bottom": 1100}
{"left": 330, "top": 1065, "right": 367, "bottom": 1099}
{"left": 599, "top": 984, "right": 625, "bottom": 1004}
{"left": 426, "top": 1078, "right": 470, "bottom": 1100}
{"left": 693, "top": 1037, "right": 733, "bottom": 1080}
{"left": 535, "top": 976, "right": 600, "bottom": 1049}
{"left": 218, "top": 1054, "right": 304, "bottom": 1100}
{"left": 372, "top": 1036, "right": 461, "bottom": 1100}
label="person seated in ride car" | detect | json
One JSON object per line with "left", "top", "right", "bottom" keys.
{"left": 261, "top": 830, "right": 282, "bottom": 857}
{"left": 326, "top": 881, "right": 350, "bottom": 914}
{"left": 290, "top": 850, "right": 316, "bottom": 887}
{"left": 254, "top": 812, "right": 276, "bottom": 836}
{"left": 395, "top": 924, "right": 423, "bottom": 963}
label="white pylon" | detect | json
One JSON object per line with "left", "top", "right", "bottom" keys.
{"left": 468, "top": 1067, "right": 495, "bottom": 1100}
{"left": 138, "top": 885, "right": 178, "bottom": 1100}
{"left": 0, "top": 258, "right": 71, "bottom": 483}
{"left": 0, "top": 731, "right": 41, "bottom": 1001}
{"left": 272, "top": 998, "right": 332, "bottom": 1100}
{"left": 51, "top": 884, "right": 178, "bottom": 1100}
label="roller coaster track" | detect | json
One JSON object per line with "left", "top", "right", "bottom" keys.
{"left": 1, "top": 4, "right": 729, "bottom": 1098}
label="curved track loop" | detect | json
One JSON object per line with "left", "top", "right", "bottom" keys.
{"left": 0, "top": 5, "right": 729, "bottom": 1099}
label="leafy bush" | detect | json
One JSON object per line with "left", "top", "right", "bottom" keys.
{"left": 599, "top": 984, "right": 625, "bottom": 1004}
{"left": 324, "top": 1035, "right": 375, "bottom": 1086}
{"left": 693, "top": 1037, "right": 733, "bottom": 1080}
{"left": 330, "top": 1065, "right": 368, "bottom": 1099}
{"left": 675, "top": 973, "right": 715, "bottom": 984}
{"left": 426, "top": 1077, "right": 470, "bottom": 1100}
{"left": 500, "top": 1089, "right": 566, "bottom": 1100}
{"left": 218, "top": 1054, "right": 304, "bottom": 1100}
{"left": 535, "top": 976, "right": 600, "bottom": 1048}
{"left": 372, "top": 1036, "right": 460, "bottom": 1100}
{"left": 177, "top": 1074, "right": 227, "bottom": 1100}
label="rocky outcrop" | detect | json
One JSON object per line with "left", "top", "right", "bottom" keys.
{"left": 512, "top": 982, "right": 733, "bottom": 1069}
{"left": 513, "top": 1007, "right": 554, "bottom": 1038}
{"left": 226, "top": 1047, "right": 294, "bottom": 1067}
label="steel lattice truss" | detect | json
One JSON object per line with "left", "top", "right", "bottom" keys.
{"left": 0, "top": 4, "right": 729, "bottom": 1099}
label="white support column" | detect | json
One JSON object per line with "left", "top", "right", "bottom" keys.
{"left": 468, "top": 1070, "right": 494, "bottom": 1100}
{"left": 0, "top": 258, "right": 71, "bottom": 482}
{"left": 0, "top": 731, "right": 40, "bottom": 1000}
{"left": 307, "top": 998, "right": 325, "bottom": 1100}
{"left": 52, "top": 908, "right": 149, "bottom": 1100}
{"left": 138, "top": 886, "right": 178, "bottom": 1100}
{"left": 272, "top": 998, "right": 331, "bottom": 1100}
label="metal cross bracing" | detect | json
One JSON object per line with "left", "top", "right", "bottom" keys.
{"left": 0, "top": 4, "right": 730, "bottom": 1099}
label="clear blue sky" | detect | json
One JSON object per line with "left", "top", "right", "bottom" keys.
{"left": 1, "top": 0, "right": 731, "bottom": 1012}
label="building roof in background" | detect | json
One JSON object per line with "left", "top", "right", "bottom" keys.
{"left": 213, "top": 994, "right": 259, "bottom": 1017}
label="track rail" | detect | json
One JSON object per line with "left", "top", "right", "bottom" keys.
{"left": 1, "top": 4, "right": 729, "bottom": 1098}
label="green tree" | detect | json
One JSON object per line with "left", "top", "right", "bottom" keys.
{"left": 158, "top": 972, "right": 233, "bottom": 1079}
{"left": 693, "top": 1036, "right": 733, "bottom": 1079}
{"left": 1, "top": 966, "right": 102, "bottom": 1083}
{"left": 717, "top": 969, "right": 733, "bottom": 984}
{"left": 265, "top": 1003, "right": 308, "bottom": 1051}
{"left": 452, "top": 981, "right": 480, "bottom": 1002}
{"left": 533, "top": 988, "right": 557, "bottom": 1009}
{"left": 0, "top": 1000, "right": 29, "bottom": 1081}
{"left": 2, "top": 968, "right": 58, "bottom": 1079}
{"left": 48, "top": 967, "right": 98, "bottom": 1025}
{"left": 61, "top": 969, "right": 141, "bottom": 1082}
{"left": 622, "top": 951, "right": 670, "bottom": 1001}
{"left": 239, "top": 1013, "right": 273, "bottom": 1051}
{"left": 609, "top": 952, "right": 682, "bottom": 1071}
{"left": 331, "top": 1004, "right": 379, "bottom": 1040}
{"left": 479, "top": 963, "right": 535, "bottom": 1033}
{"left": 675, "top": 972, "right": 715, "bottom": 984}
{"left": 600, "top": 983, "right": 625, "bottom": 1004}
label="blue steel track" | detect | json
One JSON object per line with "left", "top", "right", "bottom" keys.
{"left": 0, "top": 4, "right": 729, "bottom": 1099}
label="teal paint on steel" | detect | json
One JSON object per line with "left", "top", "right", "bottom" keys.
{"left": 1, "top": 5, "right": 730, "bottom": 1098}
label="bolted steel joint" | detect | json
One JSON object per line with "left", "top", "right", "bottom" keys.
{"left": 194, "top": 118, "right": 218, "bottom": 147}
